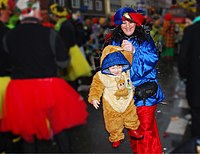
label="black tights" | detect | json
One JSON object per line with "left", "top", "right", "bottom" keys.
{"left": 54, "top": 129, "right": 71, "bottom": 153}
{"left": 22, "top": 130, "right": 71, "bottom": 153}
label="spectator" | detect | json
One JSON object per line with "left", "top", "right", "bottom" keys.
{"left": 0, "top": 0, "right": 88, "bottom": 152}
{"left": 161, "top": 13, "right": 176, "bottom": 61}
{"left": 50, "top": 3, "right": 92, "bottom": 87}
{"left": 0, "top": 0, "right": 12, "bottom": 121}
{"left": 178, "top": 4, "right": 200, "bottom": 138}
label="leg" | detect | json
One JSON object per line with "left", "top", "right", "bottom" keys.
{"left": 128, "top": 105, "right": 162, "bottom": 154}
{"left": 124, "top": 100, "right": 140, "bottom": 130}
{"left": 123, "top": 101, "right": 143, "bottom": 139}
{"left": 22, "top": 138, "right": 37, "bottom": 153}
{"left": 54, "top": 129, "right": 71, "bottom": 153}
{"left": 103, "top": 101, "right": 124, "bottom": 143}
{"left": 191, "top": 107, "right": 200, "bottom": 137}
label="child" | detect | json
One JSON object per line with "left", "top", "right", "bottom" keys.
{"left": 88, "top": 45, "right": 143, "bottom": 148}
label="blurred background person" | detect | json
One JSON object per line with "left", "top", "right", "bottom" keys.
{"left": 0, "top": 0, "right": 88, "bottom": 152}
{"left": 0, "top": 0, "right": 12, "bottom": 122}
{"left": 178, "top": 4, "right": 200, "bottom": 138}
{"left": 50, "top": 3, "right": 92, "bottom": 89}
{"left": 161, "top": 13, "right": 176, "bottom": 61}
{"left": 41, "top": 7, "right": 54, "bottom": 28}
{"left": 150, "top": 18, "right": 164, "bottom": 57}
{"left": 185, "top": 11, "right": 196, "bottom": 27}
{"left": 0, "top": 1, "right": 14, "bottom": 152}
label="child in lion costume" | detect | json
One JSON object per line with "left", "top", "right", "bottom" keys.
{"left": 88, "top": 45, "right": 143, "bottom": 148}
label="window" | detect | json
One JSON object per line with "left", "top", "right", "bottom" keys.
{"left": 96, "top": 0, "right": 102, "bottom": 11}
{"left": 71, "top": 0, "right": 80, "bottom": 8}
{"left": 83, "top": 0, "right": 93, "bottom": 10}
{"left": 53, "top": 0, "right": 59, "bottom": 3}
{"left": 59, "top": 0, "right": 65, "bottom": 6}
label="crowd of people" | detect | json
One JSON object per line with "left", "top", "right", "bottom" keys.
{"left": 1, "top": 0, "right": 200, "bottom": 153}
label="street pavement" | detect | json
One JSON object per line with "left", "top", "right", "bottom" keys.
{"left": 0, "top": 59, "right": 192, "bottom": 153}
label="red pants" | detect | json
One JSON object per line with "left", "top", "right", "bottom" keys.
{"left": 128, "top": 105, "right": 162, "bottom": 154}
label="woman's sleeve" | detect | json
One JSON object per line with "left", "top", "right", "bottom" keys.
{"left": 131, "top": 36, "right": 158, "bottom": 77}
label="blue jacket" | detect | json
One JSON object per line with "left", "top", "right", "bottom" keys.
{"left": 110, "top": 35, "right": 165, "bottom": 107}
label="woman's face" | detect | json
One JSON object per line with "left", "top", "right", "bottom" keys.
{"left": 121, "top": 20, "right": 136, "bottom": 36}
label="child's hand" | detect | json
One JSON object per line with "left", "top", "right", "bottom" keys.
{"left": 91, "top": 100, "right": 100, "bottom": 109}
{"left": 121, "top": 40, "right": 135, "bottom": 53}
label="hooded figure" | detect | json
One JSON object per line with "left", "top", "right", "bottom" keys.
{"left": 88, "top": 45, "right": 143, "bottom": 148}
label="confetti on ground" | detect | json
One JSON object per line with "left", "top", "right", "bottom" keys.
{"left": 178, "top": 99, "right": 190, "bottom": 109}
{"left": 163, "top": 132, "right": 169, "bottom": 138}
{"left": 184, "top": 114, "right": 192, "bottom": 120}
{"left": 161, "top": 101, "right": 168, "bottom": 105}
{"left": 166, "top": 117, "right": 188, "bottom": 135}
{"left": 157, "top": 110, "right": 161, "bottom": 113}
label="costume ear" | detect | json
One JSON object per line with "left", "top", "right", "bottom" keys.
{"left": 100, "top": 45, "right": 124, "bottom": 67}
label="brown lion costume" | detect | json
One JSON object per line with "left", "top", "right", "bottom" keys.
{"left": 88, "top": 45, "right": 140, "bottom": 143}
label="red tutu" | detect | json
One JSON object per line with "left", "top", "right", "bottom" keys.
{"left": 128, "top": 105, "right": 162, "bottom": 154}
{"left": 0, "top": 78, "right": 88, "bottom": 142}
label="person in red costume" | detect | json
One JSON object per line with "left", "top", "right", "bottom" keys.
{"left": 0, "top": 0, "right": 88, "bottom": 153}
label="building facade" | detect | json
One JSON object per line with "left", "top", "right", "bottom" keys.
{"left": 43, "top": 0, "right": 106, "bottom": 17}
{"left": 40, "top": 0, "right": 172, "bottom": 17}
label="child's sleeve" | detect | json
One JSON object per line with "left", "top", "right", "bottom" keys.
{"left": 88, "top": 72, "right": 105, "bottom": 103}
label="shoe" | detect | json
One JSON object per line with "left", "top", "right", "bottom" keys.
{"left": 112, "top": 140, "right": 121, "bottom": 148}
{"left": 129, "top": 130, "right": 144, "bottom": 139}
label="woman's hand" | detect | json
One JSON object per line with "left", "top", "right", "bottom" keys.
{"left": 91, "top": 100, "right": 100, "bottom": 109}
{"left": 121, "top": 40, "right": 135, "bottom": 53}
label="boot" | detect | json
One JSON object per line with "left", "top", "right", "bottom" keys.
{"left": 129, "top": 130, "right": 144, "bottom": 139}
{"left": 112, "top": 140, "right": 121, "bottom": 148}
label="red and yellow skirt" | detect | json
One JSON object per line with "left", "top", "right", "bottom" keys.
{"left": 0, "top": 77, "right": 88, "bottom": 142}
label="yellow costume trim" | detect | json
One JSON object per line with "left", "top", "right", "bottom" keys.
{"left": 0, "top": 76, "right": 10, "bottom": 119}
{"left": 65, "top": 44, "right": 92, "bottom": 81}
{"left": 12, "top": 137, "right": 21, "bottom": 143}
{"left": 50, "top": 3, "right": 68, "bottom": 17}
{"left": 0, "top": 0, "right": 8, "bottom": 9}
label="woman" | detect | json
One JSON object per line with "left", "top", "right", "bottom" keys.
{"left": 103, "top": 7, "right": 165, "bottom": 153}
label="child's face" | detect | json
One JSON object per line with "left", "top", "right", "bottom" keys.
{"left": 108, "top": 65, "right": 123, "bottom": 76}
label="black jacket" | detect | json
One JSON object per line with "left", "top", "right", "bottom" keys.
{"left": 178, "top": 21, "right": 200, "bottom": 107}
{"left": 0, "top": 22, "right": 11, "bottom": 76}
{"left": 4, "top": 18, "right": 69, "bottom": 79}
